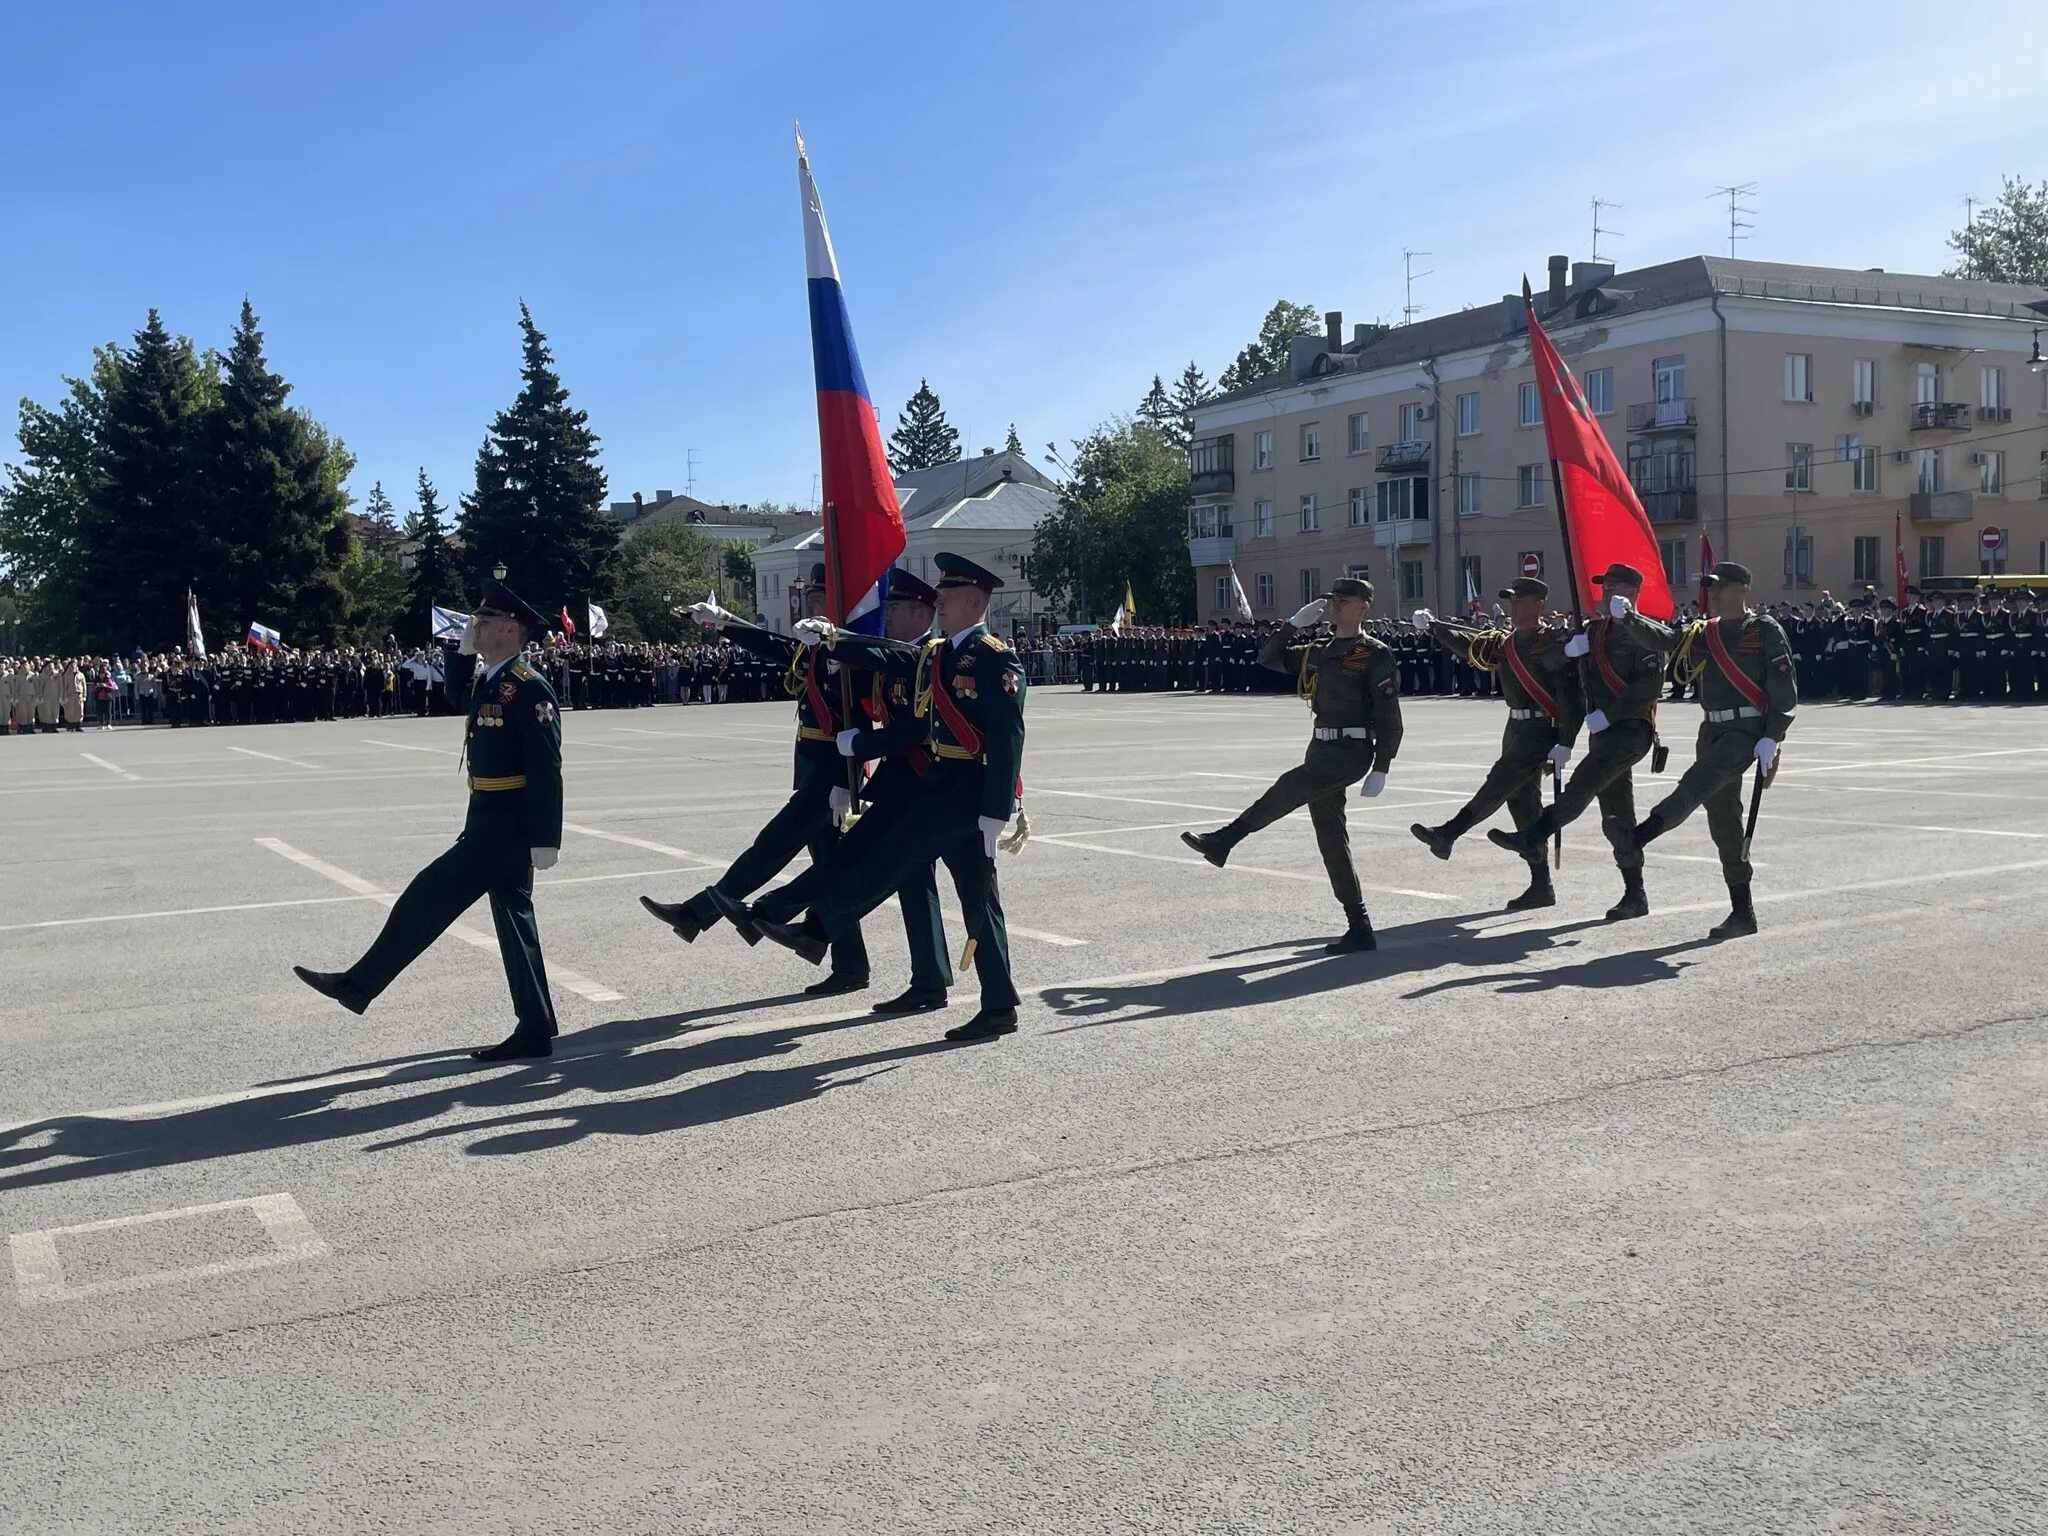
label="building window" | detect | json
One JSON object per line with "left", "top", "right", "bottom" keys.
{"left": 1253, "top": 430, "right": 1273, "bottom": 470}
{"left": 1399, "top": 560, "right": 1425, "bottom": 603}
{"left": 1375, "top": 477, "right": 1429, "bottom": 522}
{"left": 1213, "top": 575, "right": 1231, "bottom": 612}
{"left": 1348, "top": 487, "right": 1369, "bottom": 526}
{"left": 1399, "top": 401, "right": 1425, "bottom": 441}
{"left": 1854, "top": 358, "right": 1877, "bottom": 408}
{"left": 1584, "top": 366, "right": 1614, "bottom": 416}
{"left": 1517, "top": 463, "right": 1544, "bottom": 507}
{"left": 1255, "top": 571, "right": 1274, "bottom": 608}
{"left": 1299, "top": 568, "right": 1321, "bottom": 606}
{"left": 1456, "top": 392, "right": 1481, "bottom": 436}
{"left": 1785, "top": 353, "right": 1813, "bottom": 402}
{"left": 1979, "top": 450, "right": 2004, "bottom": 495}
{"left": 1518, "top": 381, "right": 1540, "bottom": 427}
{"left": 1914, "top": 449, "right": 1943, "bottom": 494}
{"left": 1785, "top": 443, "right": 1812, "bottom": 493}
{"left": 1854, "top": 446, "right": 1879, "bottom": 494}
{"left": 1457, "top": 473, "right": 1481, "bottom": 515}
{"left": 1347, "top": 412, "right": 1369, "bottom": 455}
{"left": 1654, "top": 354, "right": 1686, "bottom": 403}
{"left": 1915, "top": 362, "right": 1941, "bottom": 404}
{"left": 1853, "top": 536, "right": 1880, "bottom": 583}
{"left": 1660, "top": 538, "right": 1687, "bottom": 592}
{"left": 1300, "top": 422, "right": 1320, "bottom": 462}
{"left": 1982, "top": 366, "right": 2006, "bottom": 411}
{"left": 1187, "top": 503, "right": 1234, "bottom": 539}
{"left": 1919, "top": 536, "right": 1945, "bottom": 579}
{"left": 2040, "top": 449, "right": 2048, "bottom": 498}
{"left": 1785, "top": 531, "right": 1814, "bottom": 587}
{"left": 1983, "top": 542, "right": 2008, "bottom": 575}
{"left": 1300, "top": 493, "right": 1319, "bottom": 532}
{"left": 1253, "top": 499, "right": 1273, "bottom": 538}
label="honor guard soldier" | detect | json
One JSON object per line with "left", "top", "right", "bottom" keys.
{"left": 1409, "top": 577, "right": 1582, "bottom": 911}
{"left": 293, "top": 576, "right": 565, "bottom": 1060}
{"left": 640, "top": 563, "right": 869, "bottom": 994}
{"left": 1487, "top": 562, "right": 1675, "bottom": 921}
{"left": 1633, "top": 562, "right": 1798, "bottom": 939}
{"left": 1181, "top": 577, "right": 1401, "bottom": 953}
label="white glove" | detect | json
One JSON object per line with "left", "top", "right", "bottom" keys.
{"left": 1563, "top": 633, "right": 1591, "bottom": 658}
{"left": 1358, "top": 770, "right": 1387, "bottom": 798}
{"left": 978, "top": 815, "right": 1006, "bottom": 857}
{"left": 793, "top": 617, "right": 835, "bottom": 648}
{"left": 1547, "top": 744, "right": 1570, "bottom": 770}
{"left": 1287, "top": 599, "right": 1328, "bottom": 628}
{"left": 1409, "top": 608, "right": 1434, "bottom": 632}
{"left": 828, "top": 785, "right": 852, "bottom": 824}
{"left": 686, "top": 600, "right": 730, "bottom": 628}
{"left": 1608, "top": 593, "right": 1634, "bottom": 618}
{"left": 530, "top": 847, "right": 559, "bottom": 871}
{"left": 834, "top": 727, "right": 861, "bottom": 757}
{"left": 1584, "top": 708, "right": 1610, "bottom": 734}
{"left": 458, "top": 617, "right": 479, "bottom": 656}
{"left": 1755, "top": 737, "right": 1779, "bottom": 770}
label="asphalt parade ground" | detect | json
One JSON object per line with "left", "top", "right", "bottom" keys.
{"left": 2, "top": 692, "right": 2042, "bottom": 1534}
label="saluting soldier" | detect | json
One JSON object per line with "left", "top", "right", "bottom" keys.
{"left": 1486, "top": 562, "right": 1675, "bottom": 921}
{"left": 1633, "top": 562, "right": 1798, "bottom": 939}
{"left": 1408, "top": 578, "right": 1582, "bottom": 912}
{"left": 293, "top": 577, "right": 566, "bottom": 1060}
{"left": 1181, "top": 577, "right": 1401, "bottom": 953}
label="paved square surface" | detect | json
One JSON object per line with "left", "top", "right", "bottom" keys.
{"left": 1, "top": 693, "right": 2042, "bottom": 1532}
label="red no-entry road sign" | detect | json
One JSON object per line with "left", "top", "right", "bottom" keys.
{"left": 1520, "top": 551, "right": 1543, "bottom": 578}
{"left": 1981, "top": 525, "right": 2004, "bottom": 553}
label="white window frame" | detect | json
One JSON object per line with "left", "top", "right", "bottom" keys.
{"left": 1346, "top": 412, "right": 1369, "bottom": 455}
{"left": 1456, "top": 392, "right": 1480, "bottom": 436}
{"left": 1854, "top": 446, "right": 1879, "bottom": 494}
{"left": 1853, "top": 357, "right": 1877, "bottom": 407}
{"left": 1915, "top": 363, "right": 1941, "bottom": 405}
{"left": 1982, "top": 366, "right": 2006, "bottom": 410}
{"left": 1348, "top": 487, "right": 1369, "bottom": 526}
{"left": 1399, "top": 402, "right": 1424, "bottom": 441}
{"left": 1213, "top": 575, "right": 1230, "bottom": 611}
{"left": 1457, "top": 473, "right": 1481, "bottom": 516}
{"left": 1300, "top": 422, "right": 1320, "bottom": 462}
{"left": 1784, "top": 353, "right": 1813, "bottom": 402}
{"left": 1584, "top": 366, "right": 1614, "bottom": 416}
{"left": 1516, "top": 463, "right": 1544, "bottom": 508}
{"left": 1399, "top": 559, "right": 1425, "bottom": 604}
{"left": 1254, "top": 571, "right": 1274, "bottom": 609}
{"left": 1300, "top": 493, "right": 1319, "bottom": 532}
{"left": 1253, "top": 499, "right": 1274, "bottom": 538}
{"left": 1299, "top": 568, "right": 1321, "bottom": 606}
{"left": 1918, "top": 535, "right": 1945, "bottom": 580}
{"left": 1518, "top": 381, "right": 1540, "bottom": 427}
{"left": 1252, "top": 430, "right": 1273, "bottom": 470}
{"left": 1852, "top": 536, "right": 1880, "bottom": 584}
{"left": 1653, "top": 354, "right": 1686, "bottom": 403}
{"left": 1914, "top": 448, "right": 1943, "bottom": 494}
{"left": 1979, "top": 449, "right": 2004, "bottom": 495}
{"left": 1785, "top": 442, "right": 1812, "bottom": 493}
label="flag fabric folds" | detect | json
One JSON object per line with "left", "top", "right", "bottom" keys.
{"left": 245, "top": 621, "right": 281, "bottom": 652}
{"left": 185, "top": 590, "right": 206, "bottom": 658}
{"left": 431, "top": 606, "right": 472, "bottom": 641}
{"left": 1227, "top": 564, "right": 1254, "bottom": 621}
{"left": 799, "top": 128, "right": 905, "bottom": 632}
{"left": 1121, "top": 582, "right": 1137, "bottom": 626}
{"left": 559, "top": 605, "right": 576, "bottom": 639}
{"left": 1523, "top": 284, "right": 1676, "bottom": 621}
{"left": 587, "top": 602, "right": 609, "bottom": 639}
{"left": 1894, "top": 513, "right": 1909, "bottom": 609}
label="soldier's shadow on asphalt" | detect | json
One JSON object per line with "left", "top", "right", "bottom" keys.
{"left": 1040, "top": 912, "right": 1701, "bottom": 1028}
{"left": 0, "top": 994, "right": 956, "bottom": 1189}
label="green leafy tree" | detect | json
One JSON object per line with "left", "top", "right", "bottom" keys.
{"left": 403, "top": 468, "right": 459, "bottom": 641}
{"left": 1948, "top": 176, "right": 2048, "bottom": 283}
{"left": 0, "top": 345, "right": 120, "bottom": 649}
{"left": 614, "top": 522, "right": 721, "bottom": 643}
{"left": 1023, "top": 417, "right": 1193, "bottom": 624}
{"left": 720, "top": 541, "right": 758, "bottom": 611}
{"left": 459, "top": 303, "right": 617, "bottom": 615}
{"left": 1217, "top": 300, "right": 1321, "bottom": 393}
{"left": 1004, "top": 423, "right": 1023, "bottom": 454}
{"left": 887, "top": 379, "right": 960, "bottom": 474}
{"left": 338, "top": 548, "right": 408, "bottom": 643}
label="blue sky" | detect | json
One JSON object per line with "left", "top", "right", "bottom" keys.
{"left": 5, "top": 0, "right": 2046, "bottom": 520}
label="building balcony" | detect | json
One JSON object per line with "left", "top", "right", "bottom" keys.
{"left": 1908, "top": 401, "right": 1971, "bottom": 432}
{"left": 1376, "top": 440, "right": 1430, "bottom": 473}
{"left": 1188, "top": 435, "right": 1235, "bottom": 499}
{"left": 1372, "top": 517, "right": 1432, "bottom": 549}
{"left": 1908, "top": 489, "right": 1974, "bottom": 522}
{"left": 1638, "top": 487, "right": 1699, "bottom": 523}
{"left": 1627, "top": 398, "right": 1696, "bottom": 433}
{"left": 1187, "top": 534, "right": 1236, "bottom": 567}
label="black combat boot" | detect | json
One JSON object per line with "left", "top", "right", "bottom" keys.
{"left": 1325, "top": 904, "right": 1376, "bottom": 954}
{"left": 1505, "top": 863, "right": 1556, "bottom": 912}
{"left": 1486, "top": 808, "right": 1554, "bottom": 857}
{"left": 1631, "top": 811, "right": 1668, "bottom": 848}
{"left": 1180, "top": 828, "right": 1236, "bottom": 868}
{"left": 1410, "top": 822, "right": 1456, "bottom": 861}
{"left": 1605, "top": 868, "right": 1649, "bottom": 921}
{"left": 1709, "top": 882, "right": 1758, "bottom": 940}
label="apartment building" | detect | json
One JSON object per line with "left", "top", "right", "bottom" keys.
{"left": 1184, "top": 256, "right": 2048, "bottom": 617}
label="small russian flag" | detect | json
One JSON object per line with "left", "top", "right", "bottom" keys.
{"left": 246, "top": 621, "right": 282, "bottom": 652}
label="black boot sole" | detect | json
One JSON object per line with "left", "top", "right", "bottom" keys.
{"left": 1505, "top": 889, "right": 1557, "bottom": 912}
{"left": 945, "top": 1011, "right": 1019, "bottom": 1042}
{"left": 1485, "top": 828, "right": 1536, "bottom": 856}
{"left": 804, "top": 973, "right": 871, "bottom": 998}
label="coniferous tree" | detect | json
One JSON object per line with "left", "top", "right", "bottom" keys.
{"left": 459, "top": 304, "right": 616, "bottom": 613}
{"left": 404, "top": 468, "right": 459, "bottom": 642}
{"left": 886, "top": 379, "right": 961, "bottom": 474}
{"left": 1004, "top": 423, "right": 1023, "bottom": 455}
{"left": 1138, "top": 375, "right": 1174, "bottom": 432}
{"left": 361, "top": 480, "right": 405, "bottom": 560}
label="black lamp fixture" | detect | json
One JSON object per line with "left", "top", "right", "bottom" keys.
{"left": 2028, "top": 327, "right": 2046, "bottom": 375}
{"left": 492, "top": 561, "right": 508, "bottom": 581}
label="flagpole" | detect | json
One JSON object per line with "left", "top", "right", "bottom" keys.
{"left": 821, "top": 500, "right": 861, "bottom": 805}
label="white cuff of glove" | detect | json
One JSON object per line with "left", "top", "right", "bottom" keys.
{"left": 1584, "top": 708, "right": 1610, "bottom": 734}
{"left": 978, "top": 815, "right": 1007, "bottom": 857}
{"left": 1608, "top": 594, "right": 1634, "bottom": 618}
{"left": 458, "top": 618, "right": 479, "bottom": 656}
{"left": 1563, "top": 633, "right": 1591, "bottom": 658}
{"left": 834, "top": 727, "right": 861, "bottom": 757}
{"left": 828, "top": 786, "right": 853, "bottom": 822}
{"left": 1755, "top": 737, "right": 1779, "bottom": 769}
{"left": 793, "top": 618, "right": 834, "bottom": 648}
{"left": 530, "top": 847, "right": 559, "bottom": 871}
{"left": 1359, "top": 769, "right": 1387, "bottom": 798}
{"left": 1547, "top": 744, "right": 1570, "bottom": 769}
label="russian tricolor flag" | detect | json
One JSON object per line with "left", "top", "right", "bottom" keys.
{"left": 798, "top": 128, "right": 904, "bottom": 632}
{"left": 246, "top": 621, "right": 281, "bottom": 652}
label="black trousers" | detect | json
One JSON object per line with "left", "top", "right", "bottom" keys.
{"left": 1441, "top": 720, "right": 1552, "bottom": 869}
{"left": 1548, "top": 717, "right": 1652, "bottom": 872}
{"left": 1222, "top": 736, "right": 1373, "bottom": 908}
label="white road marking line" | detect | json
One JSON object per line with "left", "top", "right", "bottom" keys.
{"left": 1777, "top": 745, "right": 2048, "bottom": 776}
{"left": 610, "top": 726, "right": 787, "bottom": 745}
{"left": 565, "top": 739, "right": 649, "bottom": 752}
{"left": 542, "top": 864, "right": 724, "bottom": 886}
{"left": 1033, "top": 836, "right": 1453, "bottom": 902}
{"left": 361, "top": 737, "right": 458, "bottom": 756}
{"left": 561, "top": 821, "right": 709, "bottom": 861}
{"left": 10, "top": 1192, "right": 326, "bottom": 1305}
{"left": 254, "top": 838, "right": 625, "bottom": 1003}
{"left": 227, "top": 745, "right": 317, "bottom": 768}
{"left": 1767, "top": 812, "right": 2048, "bottom": 841}
{"left": 79, "top": 752, "right": 139, "bottom": 781}
{"left": 0, "top": 895, "right": 374, "bottom": 932}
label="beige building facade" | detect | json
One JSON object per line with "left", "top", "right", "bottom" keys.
{"left": 1185, "top": 257, "right": 2048, "bottom": 617}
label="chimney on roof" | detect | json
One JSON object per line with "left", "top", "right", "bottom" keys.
{"left": 1324, "top": 310, "right": 1343, "bottom": 349}
{"left": 1570, "top": 262, "right": 1615, "bottom": 292}
{"left": 632, "top": 491, "right": 644, "bottom": 516}
{"left": 1501, "top": 295, "right": 1527, "bottom": 337}
{"left": 1547, "top": 254, "right": 1568, "bottom": 309}
{"left": 982, "top": 446, "right": 995, "bottom": 456}
{"left": 656, "top": 489, "right": 672, "bottom": 502}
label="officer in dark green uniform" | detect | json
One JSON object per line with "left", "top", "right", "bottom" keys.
{"left": 293, "top": 577, "right": 565, "bottom": 1061}
{"left": 638, "top": 563, "right": 869, "bottom": 995}
{"left": 1181, "top": 576, "right": 1402, "bottom": 954}
{"left": 741, "top": 553, "right": 1028, "bottom": 1043}
{"left": 1488, "top": 561, "right": 1675, "bottom": 921}
{"left": 1634, "top": 562, "right": 1798, "bottom": 939}
{"left": 1408, "top": 577, "right": 1583, "bottom": 912}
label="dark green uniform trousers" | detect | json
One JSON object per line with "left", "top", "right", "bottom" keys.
{"left": 1221, "top": 737, "right": 1372, "bottom": 907}
{"left": 1646, "top": 722, "right": 1763, "bottom": 881}
{"left": 1439, "top": 719, "right": 1552, "bottom": 871}
{"left": 1548, "top": 718, "right": 1652, "bottom": 871}
{"left": 346, "top": 815, "right": 558, "bottom": 1038}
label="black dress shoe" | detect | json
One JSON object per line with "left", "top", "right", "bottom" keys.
{"left": 804, "top": 971, "right": 870, "bottom": 998}
{"left": 705, "top": 888, "right": 761, "bottom": 946}
{"left": 470, "top": 1031, "right": 553, "bottom": 1062}
{"left": 1179, "top": 830, "right": 1231, "bottom": 868}
{"left": 756, "top": 914, "right": 828, "bottom": 966}
{"left": 1410, "top": 823, "right": 1455, "bottom": 861}
{"left": 945, "top": 1007, "right": 1019, "bottom": 1042}
{"left": 872, "top": 987, "right": 947, "bottom": 1015}
{"left": 292, "top": 965, "right": 369, "bottom": 1016}
{"left": 638, "top": 895, "right": 704, "bottom": 942}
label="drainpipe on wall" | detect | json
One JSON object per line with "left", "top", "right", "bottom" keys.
{"left": 1711, "top": 291, "right": 1732, "bottom": 564}
{"left": 1424, "top": 359, "right": 1446, "bottom": 613}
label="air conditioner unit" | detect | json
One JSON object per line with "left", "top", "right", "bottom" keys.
{"left": 1851, "top": 399, "right": 1876, "bottom": 417}
{"left": 1414, "top": 404, "right": 1434, "bottom": 422}
{"left": 1970, "top": 452, "right": 1990, "bottom": 466}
